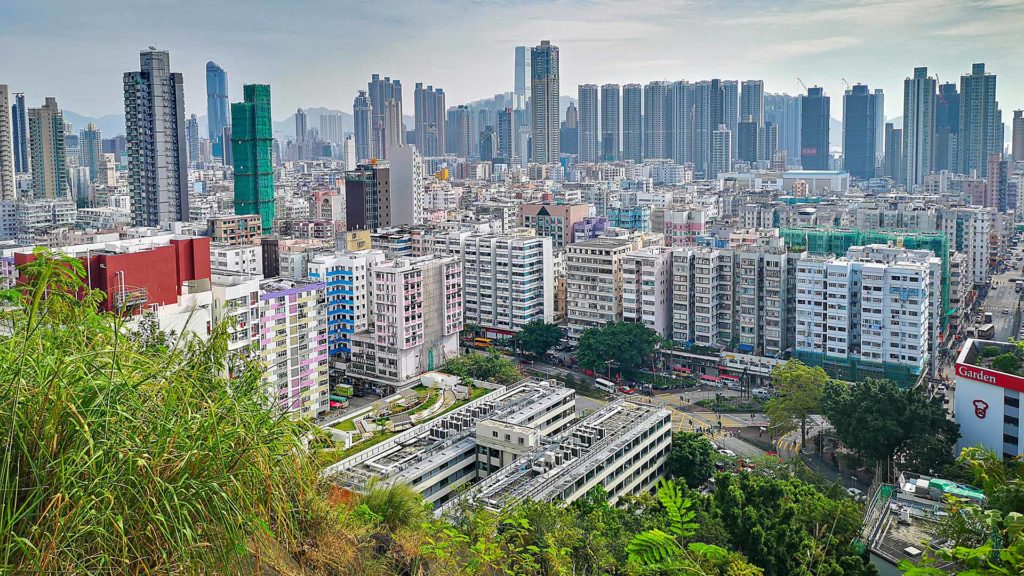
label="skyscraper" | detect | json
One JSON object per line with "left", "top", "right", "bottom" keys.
{"left": 957, "top": 63, "right": 1001, "bottom": 177}
{"left": 319, "top": 112, "right": 344, "bottom": 145}
{"left": 232, "top": 84, "right": 274, "bottom": 233}
{"left": 644, "top": 81, "right": 669, "bottom": 160}
{"left": 123, "top": 48, "right": 189, "bottom": 226}
{"left": 353, "top": 90, "right": 372, "bottom": 162}
{"left": 578, "top": 84, "right": 599, "bottom": 163}
{"left": 497, "top": 107, "right": 516, "bottom": 163}
{"left": 80, "top": 122, "right": 102, "bottom": 184}
{"left": 343, "top": 135, "right": 356, "bottom": 170}
{"left": 560, "top": 101, "right": 578, "bottom": 155}
{"left": 600, "top": 84, "right": 620, "bottom": 162}
{"left": 514, "top": 46, "right": 530, "bottom": 111}
{"left": 903, "top": 67, "right": 936, "bottom": 188}
{"left": 872, "top": 88, "right": 885, "bottom": 165}
{"left": 800, "top": 87, "right": 830, "bottom": 170}
{"left": 884, "top": 122, "right": 904, "bottom": 183}
{"left": 934, "top": 83, "right": 959, "bottom": 172}
{"left": 294, "top": 107, "right": 308, "bottom": 159}
{"left": 710, "top": 124, "right": 732, "bottom": 178}
{"left": 737, "top": 117, "right": 759, "bottom": 164}
{"left": 740, "top": 80, "right": 765, "bottom": 127}
{"left": 622, "top": 83, "right": 642, "bottom": 162}
{"left": 1013, "top": 110, "right": 1023, "bottom": 162}
{"left": 414, "top": 83, "right": 446, "bottom": 157}
{"left": 765, "top": 93, "right": 801, "bottom": 165}
{"left": 449, "top": 105, "right": 472, "bottom": 158}
{"left": 382, "top": 98, "right": 403, "bottom": 159}
{"left": 720, "top": 80, "right": 740, "bottom": 148}
{"left": 28, "top": 97, "right": 68, "bottom": 200}
{"left": 667, "top": 81, "right": 693, "bottom": 165}
{"left": 206, "top": 61, "right": 229, "bottom": 158}
{"left": 842, "top": 84, "right": 881, "bottom": 180}
{"left": 11, "top": 92, "right": 29, "bottom": 175}
{"left": 185, "top": 114, "right": 200, "bottom": 163}
{"left": 693, "top": 81, "right": 714, "bottom": 177}
{"left": 530, "top": 41, "right": 560, "bottom": 164}
{"left": 368, "top": 74, "right": 402, "bottom": 160}
{"left": 0, "top": 85, "right": 14, "bottom": 200}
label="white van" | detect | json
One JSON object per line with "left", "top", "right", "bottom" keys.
{"left": 752, "top": 388, "right": 773, "bottom": 401}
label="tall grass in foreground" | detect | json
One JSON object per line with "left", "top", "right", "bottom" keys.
{"left": 0, "top": 250, "right": 325, "bottom": 574}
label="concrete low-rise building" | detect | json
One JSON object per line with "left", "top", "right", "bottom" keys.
{"left": 954, "top": 339, "right": 1024, "bottom": 460}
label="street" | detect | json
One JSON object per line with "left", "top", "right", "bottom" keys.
{"left": 985, "top": 264, "right": 1022, "bottom": 341}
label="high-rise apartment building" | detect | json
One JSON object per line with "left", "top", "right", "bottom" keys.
{"left": 710, "top": 124, "right": 732, "bottom": 178}
{"left": 79, "top": 122, "right": 102, "bottom": 184}
{"left": 565, "top": 236, "right": 642, "bottom": 341}
{"left": 883, "top": 122, "right": 904, "bottom": 183}
{"left": 448, "top": 105, "right": 472, "bottom": 158}
{"left": 800, "top": 87, "right": 830, "bottom": 170}
{"left": 737, "top": 117, "right": 759, "bottom": 165}
{"left": 560, "top": 101, "right": 578, "bottom": 155}
{"left": 11, "top": 92, "right": 29, "bottom": 175}
{"left": 578, "top": 84, "right": 599, "bottom": 163}
{"left": 0, "top": 86, "right": 14, "bottom": 201}
{"left": 28, "top": 97, "right": 69, "bottom": 200}
{"left": 601, "top": 84, "right": 621, "bottom": 162}
{"left": 294, "top": 107, "right": 308, "bottom": 160}
{"left": 740, "top": 80, "right": 765, "bottom": 127}
{"left": 902, "top": 67, "right": 936, "bottom": 189}
{"left": 934, "top": 83, "right": 959, "bottom": 172}
{"left": 345, "top": 162, "right": 391, "bottom": 231}
{"left": 720, "top": 80, "right": 740, "bottom": 153}
{"left": 622, "top": 246, "right": 674, "bottom": 338}
{"left": 206, "top": 61, "right": 229, "bottom": 158}
{"left": 622, "top": 84, "right": 642, "bottom": 162}
{"left": 667, "top": 81, "right": 693, "bottom": 166}
{"left": 842, "top": 84, "right": 881, "bottom": 180}
{"left": 123, "top": 48, "right": 188, "bottom": 226}
{"left": 319, "top": 112, "right": 344, "bottom": 145}
{"left": 530, "top": 41, "right": 560, "bottom": 164}
{"left": 348, "top": 255, "right": 463, "bottom": 390}
{"left": 232, "top": 84, "right": 274, "bottom": 233}
{"left": 765, "top": 93, "right": 801, "bottom": 166}
{"left": 414, "top": 83, "right": 446, "bottom": 157}
{"left": 496, "top": 107, "right": 515, "bottom": 163}
{"left": 643, "top": 81, "right": 669, "bottom": 160}
{"left": 957, "top": 63, "right": 1001, "bottom": 177}
{"left": 1013, "top": 110, "right": 1024, "bottom": 162}
{"left": 514, "top": 46, "right": 530, "bottom": 111}
{"left": 185, "top": 114, "right": 200, "bottom": 162}
{"left": 308, "top": 250, "right": 385, "bottom": 361}
{"left": 352, "top": 90, "right": 372, "bottom": 162}
{"left": 368, "top": 74, "right": 403, "bottom": 159}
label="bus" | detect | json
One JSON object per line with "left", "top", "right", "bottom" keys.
{"left": 700, "top": 375, "right": 722, "bottom": 387}
{"left": 472, "top": 337, "right": 494, "bottom": 349}
{"left": 974, "top": 324, "right": 996, "bottom": 339}
{"left": 594, "top": 378, "right": 616, "bottom": 393}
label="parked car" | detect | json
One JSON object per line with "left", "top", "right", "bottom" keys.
{"left": 846, "top": 487, "right": 866, "bottom": 502}
{"left": 717, "top": 448, "right": 737, "bottom": 458}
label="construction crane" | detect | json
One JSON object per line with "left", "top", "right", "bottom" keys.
{"left": 842, "top": 78, "right": 852, "bottom": 90}
{"left": 796, "top": 77, "right": 808, "bottom": 91}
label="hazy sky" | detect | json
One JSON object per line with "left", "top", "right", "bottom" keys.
{"left": 3, "top": 0, "right": 1022, "bottom": 124}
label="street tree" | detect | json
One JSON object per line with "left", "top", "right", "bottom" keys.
{"left": 666, "top": 432, "right": 716, "bottom": 488}
{"left": 576, "top": 322, "right": 662, "bottom": 378}
{"left": 764, "top": 360, "right": 827, "bottom": 446}
{"left": 515, "top": 321, "right": 563, "bottom": 357}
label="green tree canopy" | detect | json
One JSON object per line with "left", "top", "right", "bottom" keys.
{"left": 666, "top": 432, "right": 717, "bottom": 488}
{"left": 515, "top": 320, "right": 564, "bottom": 357}
{"left": 576, "top": 322, "right": 662, "bottom": 378}
{"left": 441, "top": 349, "right": 522, "bottom": 385}
{"left": 822, "top": 378, "right": 959, "bottom": 473}
{"left": 765, "top": 360, "right": 827, "bottom": 445}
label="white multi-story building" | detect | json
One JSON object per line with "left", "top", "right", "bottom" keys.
{"left": 458, "top": 233, "right": 554, "bottom": 335}
{"left": 622, "top": 246, "right": 673, "bottom": 338}
{"left": 210, "top": 243, "right": 262, "bottom": 275}
{"left": 671, "top": 247, "right": 735, "bottom": 348}
{"left": 348, "top": 255, "right": 463, "bottom": 391}
{"left": 941, "top": 206, "right": 993, "bottom": 286}
{"left": 795, "top": 245, "right": 940, "bottom": 378}
{"left": 258, "top": 278, "right": 329, "bottom": 418}
{"left": 211, "top": 272, "right": 262, "bottom": 377}
{"left": 307, "top": 250, "right": 385, "bottom": 364}
{"left": 565, "top": 236, "right": 641, "bottom": 341}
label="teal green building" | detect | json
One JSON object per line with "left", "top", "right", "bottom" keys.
{"left": 232, "top": 84, "right": 274, "bottom": 233}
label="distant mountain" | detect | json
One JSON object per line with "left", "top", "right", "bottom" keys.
{"left": 62, "top": 111, "right": 126, "bottom": 137}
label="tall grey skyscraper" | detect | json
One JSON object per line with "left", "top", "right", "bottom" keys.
{"left": 414, "top": 83, "right": 446, "bottom": 157}
{"left": 842, "top": 84, "right": 881, "bottom": 180}
{"left": 28, "top": 97, "right": 69, "bottom": 200}
{"left": 710, "top": 124, "right": 732, "bottom": 178}
{"left": 957, "top": 63, "right": 1001, "bottom": 177}
{"left": 737, "top": 117, "right": 759, "bottom": 164}
{"left": 353, "top": 90, "right": 372, "bottom": 162}
{"left": 560, "top": 101, "right": 578, "bottom": 156}
{"left": 800, "top": 87, "right": 830, "bottom": 170}
{"left": 206, "top": 61, "right": 229, "bottom": 158}
{"left": 693, "top": 81, "right": 714, "bottom": 177}
{"left": 740, "top": 80, "right": 765, "bottom": 127}
{"left": 578, "top": 84, "right": 599, "bottom": 163}
{"left": 0, "top": 86, "right": 14, "bottom": 200}
{"left": 79, "top": 122, "right": 102, "bottom": 184}
{"left": 319, "top": 112, "right": 344, "bottom": 145}
{"left": 529, "top": 41, "right": 559, "bottom": 164}
{"left": 667, "top": 81, "right": 693, "bottom": 165}
{"left": 1013, "top": 110, "right": 1023, "bottom": 162}
{"left": 934, "top": 83, "right": 959, "bottom": 172}
{"left": 11, "top": 92, "right": 29, "bottom": 175}
{"left": 185, "top": 114, "right": 200, "bottom": 163}
{"left": 600, "top": 84, "right": 620, "bottom": 162}
{"left": 643, "top": 81, "right": 669, "bottom": 160}
{"left": 884, "top": 122, "right": 904, "bottom": 183}
{"left": 622, "top": 83, "right": 642, "bottom": 162}
{"left": 765, "top": 93, "right": 801, "bottom": 165}
{"left": 872, "top": 88, "right": 885, "bottom": 165}
{"left": 902, "top": 66, "right": 936, "bottom": 188}
{"left": 294, "top": 108, "right": 308, "bottom": 160}
{"left": 368, "top": 74, "right": 402, "bottom": 159}
{"left": 514, "top": 46, "right": 530, "bottom": 111}
{"left": 449, "top": 105, "right": 472, "bottom": 158}
{"left": 124, "top": 48, "right": 188, "bottom": 225}
{"left": 720, "top": 80, "right": 740, "bottom": 146}
{"left": 497, "top": 107, "right": 516, "bottom": 163}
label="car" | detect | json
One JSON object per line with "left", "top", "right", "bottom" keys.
{"left": 717, "top": 448, "right": 737, "bottom": 458}
{"left": 846, "top": 487, "right": 866, "bottom": 501}
{"left": 1004, "top": 308, "right": 1011, "bottom": 315}
{"left": 618, "top": 385, "right": 636, "bottom": 395}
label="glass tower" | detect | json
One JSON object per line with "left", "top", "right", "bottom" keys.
{"left": 206, "top": 61, "right": 229, "bottom": 158}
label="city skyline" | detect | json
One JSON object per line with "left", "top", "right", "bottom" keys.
{"left": 2, "top": 0, "right": 1022, "bottom": 130}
